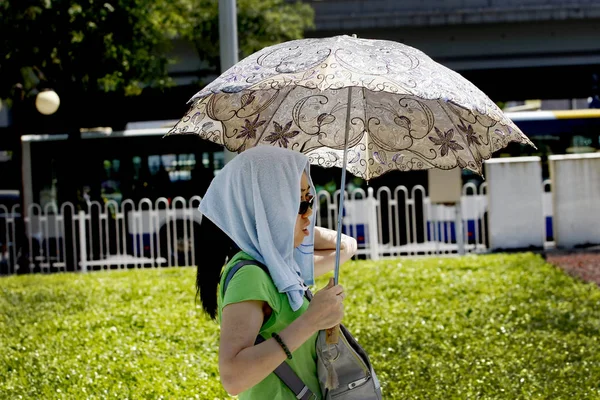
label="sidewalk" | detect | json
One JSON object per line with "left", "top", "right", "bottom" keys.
{"left": 544, "top": 245, "right": 600, "bottom": 286}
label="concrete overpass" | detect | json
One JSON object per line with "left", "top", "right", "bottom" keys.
{"left": 297, "top": 0, "right": 600, "bottom": 101}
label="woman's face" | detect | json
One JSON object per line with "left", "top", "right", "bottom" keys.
{"left": 294, "top": 172, "right": 313, "bottom": 248}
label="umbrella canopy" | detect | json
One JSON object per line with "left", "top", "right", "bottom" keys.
{"left": 167, "top": 34, "right": 534, "bottom": 179}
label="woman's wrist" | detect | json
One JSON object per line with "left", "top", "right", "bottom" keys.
{"left": 296, "top": 310, "right": 320, "bottom": 335}
{"left": 275, "top": 312, "right": 320, "bottom": 357}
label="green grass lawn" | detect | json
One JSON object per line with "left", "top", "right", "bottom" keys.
{"left": 1, "top": 253, "right": 599, "bottom": 399}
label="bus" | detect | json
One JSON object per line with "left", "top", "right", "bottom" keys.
{"left": 20, "top": 120, "right": 223, "bottom": 211}
{"left": 497, "top": 109, "right": 600, "bottom": 175}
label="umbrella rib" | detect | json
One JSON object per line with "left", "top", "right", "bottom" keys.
{"left": 361, "top": 86, "right": 369, "bottom": 181}
{"left": 439, "top": 99, "right": 481, "bottom": 173}
{"left": 334, "top": 86, "right": 354, "bottom": 285}
{"left": 255, "top": 86, "right": 298, "bottom": 145}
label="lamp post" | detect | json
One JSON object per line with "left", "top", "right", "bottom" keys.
{"left": 219, "top": 0, "right": 239, "bottom": 72}
{"left": 219, "top": 0, "right": 239, "bottom": 164}
{"left": 11, "top": 83, "right": 61, "bottom": 273}
{"left": 21, "top": 88, "right": 61, "bottom": 219}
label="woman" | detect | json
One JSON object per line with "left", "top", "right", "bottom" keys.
{"left": 196, "top": 146, "right": 357, "bottom": 398}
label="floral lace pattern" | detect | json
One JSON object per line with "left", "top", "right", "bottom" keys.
{"left": 168, "top": 35, "right": 534, "bottom": 179}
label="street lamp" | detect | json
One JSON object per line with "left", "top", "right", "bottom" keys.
{"left": 17, "top": 85, "right": 60, "bottom": 221}
{"left": 35, "top": 89, "right": 60, "bottom": 115}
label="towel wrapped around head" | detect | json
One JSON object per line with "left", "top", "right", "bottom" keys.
{"left": 199, "top": 146, "right": 316, "bottom": 311}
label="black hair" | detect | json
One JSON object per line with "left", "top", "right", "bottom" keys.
{"left": 195, "top": 217, "right": 239, "bottom": 320}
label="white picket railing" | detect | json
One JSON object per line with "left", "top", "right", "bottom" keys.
{"left": 318, "top": 183, "right": 490, "bottom": 260}
{"left": 0, "top": 203, "right": 20, "bottom": 275}
{"left": 0, "top": 182, "right": 554, "bottom": 275}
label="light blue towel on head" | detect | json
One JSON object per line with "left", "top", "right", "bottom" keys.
{"left": 199, "top": 146, "right": 316, "bottom": 311}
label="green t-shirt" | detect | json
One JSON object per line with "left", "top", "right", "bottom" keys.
{"left": 218, "top": 252, "right": 322, "bottom": 400}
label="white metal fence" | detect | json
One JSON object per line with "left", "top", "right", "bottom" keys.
{"left": 0, "top": 182, "right": 554, "bottom": 275}
{"left": 317, "top": 183, "right": 490, "bottom": 259}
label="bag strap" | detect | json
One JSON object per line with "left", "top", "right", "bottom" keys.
{"left": 305, "top": 287, "right": 314, "bottom": 301}
{"left": 223, "top": 259, "right": 316, "bottom": 400}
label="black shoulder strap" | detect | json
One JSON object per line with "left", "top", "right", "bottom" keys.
{"left": 223, "top": 259, "right": 315, "bottom": 400}
{"left": 305, "top": 288, "right": 314, "bottom": 301}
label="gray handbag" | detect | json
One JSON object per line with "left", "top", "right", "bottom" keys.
{"left": 224, "top": 259, "right": 382, "bottom": 400}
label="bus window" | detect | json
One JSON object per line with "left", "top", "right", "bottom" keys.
{"left": 132, "top": 156, "right": 143, "bottom": 181}
{"left": 148, "top": 155, "right": 163, "bottom": 175}
{"left": 213, "top": 151, "right": 225, "bottom": 175}
{"left": 158, "top": 153, "right": 195, "bottom": 182}
{"left": 101, "top": 159, "right": 123, "bottom": 205}
{"left": 177, "top": 154, "right": 195, "bottom": 181}
{"left": 567, "top": 135, "right": 596, "bottom": 154}
{"left": 202, "top": 153, "right": 210, "bottom": 169}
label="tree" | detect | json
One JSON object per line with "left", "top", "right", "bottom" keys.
{"left": 174, "top": 0, "right": 315, "bottom": 72}
{"left": 0, "top": 0, "right": 314, "bottom": 112}
{"left": 0, "top": 0, "right": 176, "bottom": 105}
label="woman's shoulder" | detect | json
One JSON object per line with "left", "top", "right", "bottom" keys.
{"left": 221, "top": 252, "right": 275, "bottom": 294}
{"left": 220, "top": 252, "right": 282, "bottom": 314}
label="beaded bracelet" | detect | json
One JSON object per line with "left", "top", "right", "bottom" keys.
{"left": 272, "top": 332, "right": 293, "bottom": 360}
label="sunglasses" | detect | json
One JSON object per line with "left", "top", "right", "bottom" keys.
{"left": 298, "top": 196, "right": 314, "bottom": 215}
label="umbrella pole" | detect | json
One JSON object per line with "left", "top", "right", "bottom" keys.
{"left": 333, "top": 87, "right": 353, "bottom": 285}
{"left": 326, "top": 88, "right": 353, "bottom": 348}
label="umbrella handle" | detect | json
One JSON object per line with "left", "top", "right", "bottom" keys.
{"left": 326, "top": 325, "right": 340, "bottom": 344}
{"left": 325, "top": 277, "right": 340, "bottom": 344}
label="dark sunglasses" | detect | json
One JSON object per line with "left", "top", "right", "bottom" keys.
{"left": 298, "top": 196, "right": 314, "bottom": 215}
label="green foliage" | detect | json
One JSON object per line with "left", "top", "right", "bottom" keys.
{"left": 0, "top": 0, "right": 314, "bottom": 101}
{"left": 325, "top": 254, "right": 600, "bottom": 399}
{"left": 1, "top": 253, "right": 599, "bottom": 399}
{"left": 0, "top": 0, "right": 177, "bottom": 98}
{"left": 178, "top": 0, "right": 315, "bottom": 70}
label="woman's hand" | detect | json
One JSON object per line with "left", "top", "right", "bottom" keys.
{"left": 341, "top": 234, "right": 358, "bottom": 255}
{"left": 305, "top": 278, "right": 345, "bottom": 330}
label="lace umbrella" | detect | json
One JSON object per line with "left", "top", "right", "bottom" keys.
{"left": 167, "top": 35, "right": 534, "bottom": 283}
